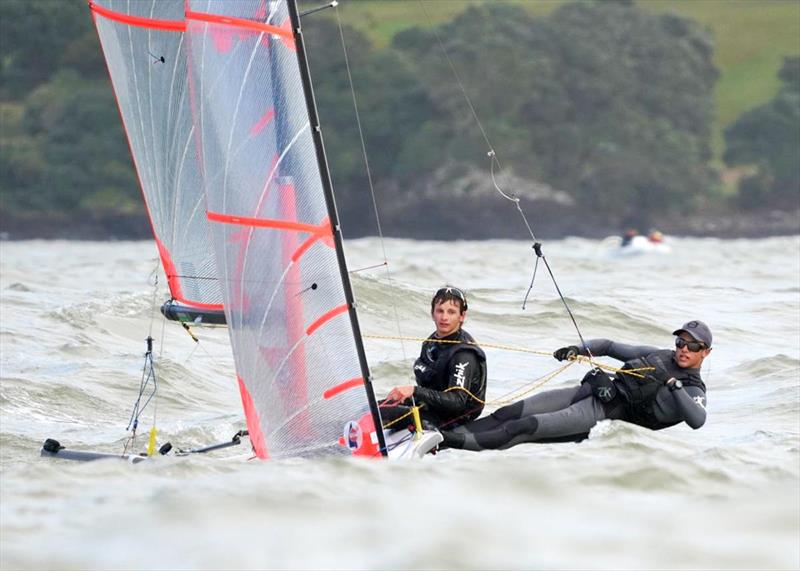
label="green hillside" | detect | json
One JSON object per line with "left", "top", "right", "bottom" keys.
{"left": 332, "top": 0, "right": 800, "bottom": 159}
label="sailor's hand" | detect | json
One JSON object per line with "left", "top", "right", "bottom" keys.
{"left": 386, "top": 385, "right": 415, "bottom": 403}
{"left": 553, "top": 345, "right": 580, "bottom": 361}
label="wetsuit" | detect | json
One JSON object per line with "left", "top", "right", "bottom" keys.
{"left": 441, "top": 339, "right": 707, "bottom": 451}
{"left": 381, "top": 329, "right": 487, "bottom": 430}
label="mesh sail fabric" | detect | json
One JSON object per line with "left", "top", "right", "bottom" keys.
{"left": 90, "top": 0, "right": 223, "bottom": 310}
{"left": 186, "top": 0, "right": 379, "bottom": 459}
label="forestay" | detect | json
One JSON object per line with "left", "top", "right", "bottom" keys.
{"left": 185, "top": 0, "right": 384, "bottom": 459}
{"left": 90, "top": 0, "right": 223, "bottom": 313}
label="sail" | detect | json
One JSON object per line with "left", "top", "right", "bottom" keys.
{"left": 185, "top": 0, "right": 385, "bottom": 459}
{"left": 89, "top": 0, "right": 223, "bottom": 315}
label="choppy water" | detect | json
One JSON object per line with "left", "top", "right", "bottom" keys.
{"left": 1, "top": 236, "right": 799, "bottom": 570}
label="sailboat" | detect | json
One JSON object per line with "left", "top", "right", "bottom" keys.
{"left": 42, "top": 0, "right": 441, "bottom": 461}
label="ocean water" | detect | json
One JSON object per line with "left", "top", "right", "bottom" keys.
{"left": 1, "top": 236, "right": 798, "bottom": 570}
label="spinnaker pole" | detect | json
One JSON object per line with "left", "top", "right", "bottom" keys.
{"left": 287, "top": 0, "right": 387, "bottom": 456}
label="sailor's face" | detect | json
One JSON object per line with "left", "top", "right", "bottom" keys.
{"left": 674, "top": 333, "right": 711, "bottom": 369}
{"left": 432, "top": 300, "right": 465, "bottom": 337}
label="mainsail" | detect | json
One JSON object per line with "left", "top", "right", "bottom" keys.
{"left": 185, "top": 0, "right": 386, "bottom": 459}
{"left": 89, "top": 0, "right": 224, "bottom": 322}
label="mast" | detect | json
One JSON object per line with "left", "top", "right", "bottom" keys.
{"left": 287, "top": 0, "right": 387, "bottom": 456}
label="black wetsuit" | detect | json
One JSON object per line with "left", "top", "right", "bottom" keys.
{"left": 441, "top": 339, "right": 707, "bottom": 451}
{"left": 380, "top": 329, "right": 487, "bottom": 430}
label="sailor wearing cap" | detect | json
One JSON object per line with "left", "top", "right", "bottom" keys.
{"left": 439, "top": 320, "right": 712, "bottom": 452}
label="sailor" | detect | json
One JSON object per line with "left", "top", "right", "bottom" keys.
{"left": 439, "top": 320, "right": 712, "bottom": 451}
{"left": 621, "top": 228, "right": 639, "bottom": 247}
{"left": 381, "top": 286, "right": 487, "bottom": 431}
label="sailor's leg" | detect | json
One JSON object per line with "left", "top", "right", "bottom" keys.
{"left": 442, "top": 396, "right": 605, "bottom": 451}
{"left": 449, "top": 387, "right": 581, "bottom": 434}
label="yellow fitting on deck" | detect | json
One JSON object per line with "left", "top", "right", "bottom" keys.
{"left": 411, "top": 406, "right": 423, "bottom": 440}
{"left": 147, "top": 427, "right": 158, "bottom": 456}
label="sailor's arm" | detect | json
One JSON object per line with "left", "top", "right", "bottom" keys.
{"left": 555, "top": 339, "right": 659, "bottom": 362}
{"left": 667, "top": 383, "right": 707, "bottom": 429}
{"left": 414, "top": 351, "right": 482, "bottom": 418}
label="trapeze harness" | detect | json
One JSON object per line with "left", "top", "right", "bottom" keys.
{"left": 586, "top": 349, "right": 706, "bottom": 429}
{"left": 413, "top": 329, "right": 487, "bottom": 425}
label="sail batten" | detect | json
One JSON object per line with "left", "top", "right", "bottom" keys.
{"left": 187, "top": 0, "right": 385, "bottom": 459}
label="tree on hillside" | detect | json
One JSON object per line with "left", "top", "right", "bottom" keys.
{"left": 724, "top": 56, "right": 800, "bottom": 208}
{"left": 391, "top": 1, "right": 720, "bottom": 230}
{"left": 303, "top": 16, "right": 440, "bottom": 234}
{"left": 0, "top": 0, "right": 100, "bottom": 99}
{"left": 2, "top": 70, "right": 136, "bottom": 215}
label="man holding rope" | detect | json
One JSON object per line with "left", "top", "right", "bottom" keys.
{"left": 380, "top": 286, "right": 487, "bottom": 432}
{"left": 439, "top": 320, "right": 711, "bottom": 451}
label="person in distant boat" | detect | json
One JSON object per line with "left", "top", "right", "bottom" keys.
{"left": 381, "top": 286, "right": 487, "bottom": 432}
{"left": 621, "top": 228, "right": 639, "bottom": 247}
{"left": 648, "top": 230, "right": 664, "bottom": 243}
{"left": 438, "top": 320, "right": 712, "bottom": 451}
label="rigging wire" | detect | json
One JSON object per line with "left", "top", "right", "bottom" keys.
{"left": 416, "top": 0, "right": 591, "bottom": 355}
{"left": 334, "top": 4, "right": 407, "bottom": 360}
{"left": 123, "top": 258, "right": 163, "bottom": 455}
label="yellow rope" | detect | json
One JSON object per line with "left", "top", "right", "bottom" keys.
{"left": 372, "top": 336, "right": 656, "bottom": 429}
{"left": 381, "top": 407, "right": 415, "bottom": 430}
{"left": 363, "top": 334, "right": 552, "bottom": 357}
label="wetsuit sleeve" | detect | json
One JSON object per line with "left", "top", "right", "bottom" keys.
{"left": 673, "top": 386, "right": 707, "bottom": 429}
{"left": 413, "top": 350, "right": 483, "bottom": 421}
{"left": 582, "top": 339, "right": 660, "bottom": 362}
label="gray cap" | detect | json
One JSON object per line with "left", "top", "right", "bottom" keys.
{"left": 673, "top": 320, "right": 712, "bottom": 347}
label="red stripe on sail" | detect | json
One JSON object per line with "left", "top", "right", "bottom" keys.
{"left": 154, "top": 233, "right": 183, "bottom": 301}
{"left": 250, "top": 107, "right": 275, "bottom": 136}
{"left": 154, "top": 236, "right": 223, "bottom": 310}
{"left": 306, "top": 304, "right": 349, "bottom": 336}
{"left": 89, "top": 2, "right": 185, "bottom": 31}
{"left": 186, "top": 10, "right": 294, "bottom": 40}
{"left": 281, "top": 182, "right": 310, "bottom": 436}
{"left": 207, "top": 210, "right": 325, "bottom": 235}
{"left": 323, "top": 378, "right": 364, "bottom": 400}
{"left": 279, "top": 17, "right": 296, "bottom": 52}
{"left": 237, "top": 376, "right": 269, "bottom": 459}
{"left": 290, "top": 218, "right": 333, "bottom": 262}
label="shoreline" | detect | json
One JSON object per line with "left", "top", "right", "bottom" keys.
{"left": 1, "top": 208, "right": 798, "bottom": 241}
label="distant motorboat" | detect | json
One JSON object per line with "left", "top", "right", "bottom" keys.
{"left": 603, "top": 234, "right": 673, "bottom": 257}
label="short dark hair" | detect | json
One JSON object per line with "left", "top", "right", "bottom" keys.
{"left": 431, "top": 286, "right": 468, "bottom": 314}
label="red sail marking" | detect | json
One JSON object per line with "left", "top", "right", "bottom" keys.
{"left": 207, "top": 211, "right": 328, "bottom": 235}
{"left": 237, "top": 376, "right": 269, "bottom": 459}
{"left": 184, "top": 9, "right": 295, "bottom": 52}
{"left": 280, "top": 180, "right": 311, "bottom": 437}
{"left": 155, "top": 236, "right": 223, "bottom": 310}
{"left": 186, "top": 10, "right": 294, "bottom": 40}
{"left": 290, "top": 217, "right": 333, "bottom": 262}
{"left": 254, "top": 0, "right": 271, "bottom": 20}
{"left": 89, "top": 1, "right": 185, "bottom": 31}
{"left": 323, "top": 378, "right": 364, "bottom": 400}
{"left": 279, "top": 18, "right": 296, "bottom": 52}
{"left": 250, "top": 107, "right": 275, "bottom": 137}
{"left": 306, "top": 304, "right": 349, "bottom": 336}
